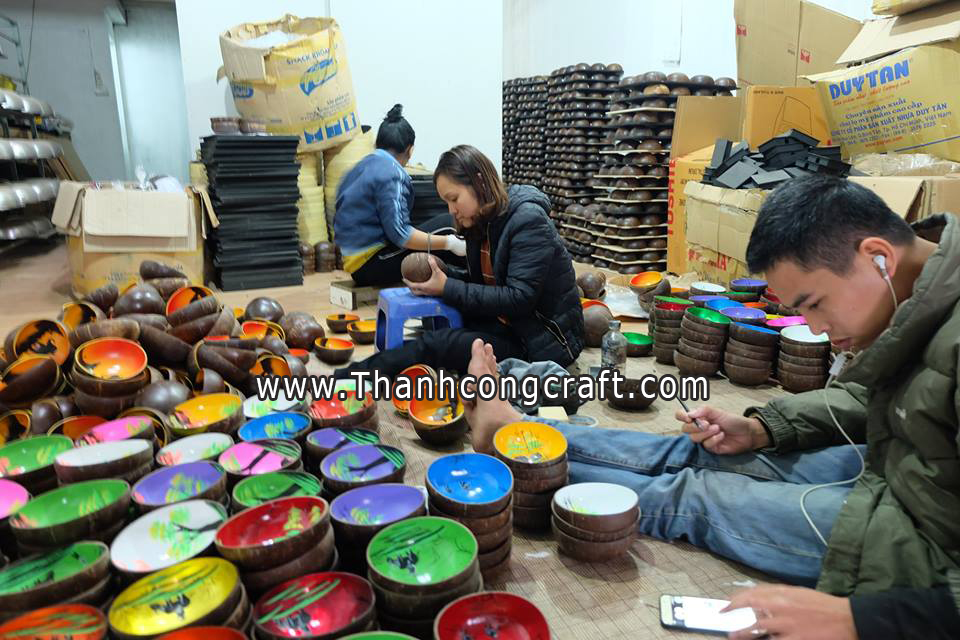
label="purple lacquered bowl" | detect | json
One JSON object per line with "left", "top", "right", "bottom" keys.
{"left": 329, "top": 483, "right": 426, "bottom": 540}
{"left": 132, "top": 460, "right": 226, "bottom": 508}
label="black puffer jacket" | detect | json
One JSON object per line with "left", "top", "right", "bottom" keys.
{"left": 441, "top": 185, "right": 584, "bottom": 366}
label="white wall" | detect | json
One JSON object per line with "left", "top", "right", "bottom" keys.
{"left": 0, "top": 0, "right": 127, "bottom": 179}
{"left": 175, "top": 0, "right": 503, "bottom": 170}
{"left": 503, "top": 0, "right": 876, "bottom": 80}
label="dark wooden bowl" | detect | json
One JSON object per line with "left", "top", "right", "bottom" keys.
{"left": 725, "top": 363, "right": 773, "bottom": 386}
{"left": 778, "top": 359, "right": 827, "bottom": 377}
{"left": 779, "top": 371, "right": 828, "bottom": 392}
{"left": 778, "top": 351, "right": 829, "bottom": 367}
{"left": 725, "top": 339, "right": 777, "bottom": 360}
{"left": 373, "top": 567, "right": 482, "bottom": 620}
{"left": 680, "top": 326, "right": 727, "bottom": 346}
{"left": 677, "top": 340, "right": 723, "bottom": 363}
{"left": 478, "top": 537, "right": 512, "bottom": 571}
{"left": 346, "top": 321, "right": 376, "bottom": 345}
{"left": 69, "top": 368, "right": 149, "bottom": 398}
{"left": 512, "top": 489, "right": 557, "bottom": 509}
{"left": 652, "top": 345, "right": 676, "bottom": 365}
{"left": 553, "top": 521, "right": 635, "bottom": 561}
{"left": 723, "top": 351, "right": 774, "bottom": 370}
{"left": 240, "top": 525, "right": 334, "bottom": 595}
{"left": 780, "top": 342, "right": 832, "bottom": 359}
{"left": 429, "top": 497, "right": 513, "bottom": 536}
{"left": 511, "top": 504, "right": 551, "bottom": 530}
{"left": 674, "top": 350, "right": 720, "bottom": 377}
{"left": 551, "top": 513, "right": 637, "bottom": 543}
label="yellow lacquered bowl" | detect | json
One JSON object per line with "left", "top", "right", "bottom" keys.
{"left": 108, "top": 557, "right": 239, "bottom": 637}
{"left": 493, "top": 421, "right": 568, "bottom": 467}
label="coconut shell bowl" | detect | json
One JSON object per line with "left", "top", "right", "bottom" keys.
{"left": 0, "top": 603, "right": 108, "bottom": 640}
{"left": 552, "top": 482, "right": 639, "bottom": 562}
{"left": 330, "top": 483, "right": 427, "bottom": 570}
{"left": 168, "top": 393, "right": 243, "bottom": 438}
{"left": 108, "top": 557, "right": 240, "bottom": 638}
{"left": 55, "top": 439, "right": 152, "bottom": 485}
{"left": 320, "top": 444, "right": 406, "bottom": 496}
{"left": 218, "top": 439, "right": 302, "bottom": 485}
{"left": 409, "top": 394, "right": 468, "bottom": 446}
{"left": 132, "top": 460, "right": 228, "bottom": 511}
{"left": 0, "top": 541, "right": 109, "bottom": 615}
{"left": 305, "top": 427, "right": 381, "bottom": 470}
{"left": 493, "top": 421, "right": 568, "bottom": 468}
{"left": 314, "top": 337, "right": 355, "bottom": 365}
{"left": 0, "top": 434, "right": 73, "bottom": 494}
{"left": 215, "top": 495, "right": 330, "bottom": 571}
{"left": 347, "top": 320, "right": 377, "bottom": 345}
{"left": 73, "top": 337, "right": 148, "bottom": 381}
{"left": 309, "top": 389, "right": 377, "bottom": 429}
{"left": 237, "top": 411, "right": 312, "bottom": 443}
{"left": 10, "top": 478, "right": 130, "bottom": 548}
{"left": 156, "top": 432, "right": 234, "bottom": 467}
{"left": 326, "top": 313, "right": 360, "bottom": 334}
{"left": 252, "top": 572, "right": 376, "bottom": 640}
{"left": 392, "top": 364, "right": 436, "bottom": 416}
{"left": 426, "top": 453, "right": 513, "bottom": 518}
{"left": 435, "top": 592, "right": 550, "bottom": 640}
{"left": 231, "top": 470, "right": 322, "bottom": 512}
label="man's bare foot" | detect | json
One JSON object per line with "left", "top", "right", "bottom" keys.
{"left": 464, "top": 338, "right": 523, "bottom": 454}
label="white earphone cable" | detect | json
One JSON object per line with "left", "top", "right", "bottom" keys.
{"left": 798, "top": 256, "right": 897, "bottom": 546}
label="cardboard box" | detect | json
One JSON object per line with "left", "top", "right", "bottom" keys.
{"left": 873, "top": 0, "right": 949, "bottom": 16}
{"left": 682, "top": 174, "right": 960, "bottom": 281}
{"left": 667, "top": 89, "right": 828, "bottom": 273}
{"left": 734, "top": 0, "right": 861, "bottom": 88}
{"left": 219, "top": 15, "right": 360, "bottom": 152}
{"left": 52, "top": 182, "right": 207, "bottom": 297}
{"left": 806, "top": 3, "right": 960, "bottom": 162}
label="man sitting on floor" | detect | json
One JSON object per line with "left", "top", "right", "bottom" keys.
{"left": 463, "top": 175, "right": 960, "bottom": 639}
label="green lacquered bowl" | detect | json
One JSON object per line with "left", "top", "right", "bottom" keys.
{"left": 685, "top": 306, "right": 732, "bottom": 327}
{"left": 366, "top": 516, "right": 478, "bottom": 595}
{"left": 653, "top": 295, "right": 693, "bottom": 307}
{"left": 0, "top": 435, "right": 72, "bottom": 488}
{"left": 623, "top": 332, "right": 654, "bottom": 357}
{"left": 10, "top": 478, "right": 130, "bottom": 547}
{"left": 231, "top": 470, "right": 322, "bottom": 511}
{"left": 0, "top": 541, "right": 109, "bottom": 611}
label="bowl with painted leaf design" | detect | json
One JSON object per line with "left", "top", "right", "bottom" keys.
{"left": 132, "top": 461, "right": 227, "bottom": 512}
{"left": 329, "top": 483, "right": 427, "bottom": 544}
{"left": 217, "top": 438, "right": 302, "bottom": 486}
{"left": 214, "top": 495, "right": 330, "bottom": 570}
{"left": 237, "top": 411, "right": 312, "bottom": 444}
{"left": 110, "top": 499, "right": 228, "bottom": 577}
{"left": 320, "top": 444, "right": 406, "bottom": 496}
{"left": 10, "top": 478, "right": 130, "bottom": 547}
{"left": 231, "top": 470, "right": 322, "bottom": 511}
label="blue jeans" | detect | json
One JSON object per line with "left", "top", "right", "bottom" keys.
{"left": 525, "top": 416, "right": 864, "bottom": 586}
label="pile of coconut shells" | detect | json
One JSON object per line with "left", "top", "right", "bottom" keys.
{"left": 0, "top": 260, "right": 329, "bottom": 438}
{"left": 502, "top": 75, "right": 548, "bottom": 189}
{"left": 543, "top": 62, "right": 623, "bottom": 245}
{"left": 560, "top": 71, "right": 735, "bottom": 274}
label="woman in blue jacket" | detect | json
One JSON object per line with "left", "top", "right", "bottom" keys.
{"left": 333, "top": 105, "right": 466, "bottom": 286}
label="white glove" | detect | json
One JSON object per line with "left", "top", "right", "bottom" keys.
{"left": 443, "top": 235, "right": 467, "bottom": 257}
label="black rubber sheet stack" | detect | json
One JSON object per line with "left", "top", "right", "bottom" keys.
{"left": 201, "top": 135, "right": 303, "bottom": 291}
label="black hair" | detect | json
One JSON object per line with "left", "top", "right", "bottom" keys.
{"left": 375, "top": 104, "right": 415, "bottom": 155}
{"left": 746, "top": 175, "right": 915, "bottom": 275}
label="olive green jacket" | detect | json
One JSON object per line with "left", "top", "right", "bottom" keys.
{"left": 749, "top": 214, "right": 960, "bottom": 603}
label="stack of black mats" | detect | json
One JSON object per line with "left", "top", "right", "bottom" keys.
{"left": 201, "top": 135, "right": 303, "bottom": 291}
{"left": 409, "top": 175, "right": 448, "bottom": 227}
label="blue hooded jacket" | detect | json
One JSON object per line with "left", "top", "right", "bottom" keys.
{"left": 333, "top": 149, "right": 415, "bottom": 272}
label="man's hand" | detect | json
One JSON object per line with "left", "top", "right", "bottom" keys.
{"left": 725, "top": 585, "right": 857, "bottom": 640}
{"left": 674, "top": 407, "right": 770, "bottom": 455}
{"left": 404, "top": 256, "right": 447, "bottom": 297}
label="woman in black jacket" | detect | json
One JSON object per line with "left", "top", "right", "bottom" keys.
{"left": 333, "top": 144, "right": 583, "bottom": 380}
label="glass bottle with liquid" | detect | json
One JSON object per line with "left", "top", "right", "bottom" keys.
{"left": 601, "top": 319, "right": 628, "bottom": 373}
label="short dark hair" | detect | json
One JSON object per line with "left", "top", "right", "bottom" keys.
{"left": 375, "top": 104, "right": 415, "bottom": 154}
{"left": 746, "top": 175, "right": 915, "bottom": 274}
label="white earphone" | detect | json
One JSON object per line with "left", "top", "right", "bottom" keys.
{"left": 873, "top": 254, "right": 889, "bottom": 279}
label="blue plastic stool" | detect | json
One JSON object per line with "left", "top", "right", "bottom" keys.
{"left": 375, "top": 287, "right": 463, "bottom": 352}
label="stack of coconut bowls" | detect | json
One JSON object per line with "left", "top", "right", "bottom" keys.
{"left": 319, "top": 442, "right": 406, "bottom": 501}
{"left": 217, "top": 438, "right": 304, "bottom": 488}
{"left": 435, "top": 592, "right": 551, "bottom": 640}
{"left": 230, "top": 469, "right": 323, "bottom": 514}
{"left": 300, "top": 241, "right": 316, "bottom": 275}
{"left": 724, "top": 323, "right": 780, "bottom": 386}
{"left": 330, "top": 483, "right": 427, "bottom": 576}
{"left": 9, "top": 477, "right": 131, "bottom": 556}
{"left": 367, "top": 516, "right": 481, "bottom": 638}
{"left": 308, "top": 381, "right": 379, "bottom": 438}
{"left": 427, "top": 454, "right": 514, "bottom": 581}
{"left": 215, "top": 495, "right": 334, "bottom": 600}
{"left": 107, "top": 557, "right": 249, "bottom": 638}
{"left": 315, "top": 241, "right": 338, "bottom": 273}
{"left": 251, "top": 571, "right": 377, "bottom": 639}
{"left": 651, "top": 296, "right": 693, "bottom": 365}
{"left": 0, "top": 541, "right": 113, "bottom": 622}
{"left": 0, "top": 478, "right": 29, "bottom": 559}
{"left": 304, "top": 426, "right": 381, "bottom": 474}
{"left": 54, "top": 428, "right": 155, "bottom": 485}
{"left": 675, "top": 307, "right": 731, "bottom": 377}
{"left": 130, "top": 460, "right": 229, "bottom": 513}
{"left": 551, "top": 483, "right": 639, "bottom": 562}
{"left": 492, "top": 422, "right": 569, "bottom": 533}
{"left": 777, "top": 325, "right": 832, "bottom": 392}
